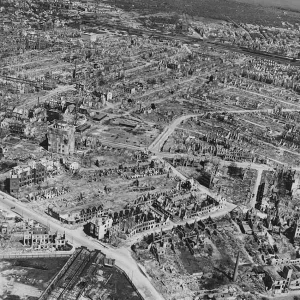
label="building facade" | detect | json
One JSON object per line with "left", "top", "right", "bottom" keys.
{"left": 48, "top": 121, "right": 75, "bottom": 155}
{"left": 89, "top": 216, "right": 113, "bottom": 240}
{"left": 23, "top": 226, "right": 67, "bottom": 250}
{"left": 48, "top": 204, "right": 104, "bottom": 224}
{"left": 10, "top": 163, "right": 47, "bottom": 188}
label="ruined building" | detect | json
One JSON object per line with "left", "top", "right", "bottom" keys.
{"left": 23, "top": 224, "right": 66, "bottom": 250}
{"left": 7, "top": 163, "right": 47, "bottom": 195}
{"left": 48, "top": 121, "right": 75, "bottom": 155}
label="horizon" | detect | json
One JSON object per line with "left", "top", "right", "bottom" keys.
{"left": 233, "top": 0, "right": 300, "bottom": 11}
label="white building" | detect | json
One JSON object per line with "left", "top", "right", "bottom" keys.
{"left": 89, "top": 216, "right": 113, "bottom": 240}
{"left": 295, "top": 219, "right": 300, "bottom": 239}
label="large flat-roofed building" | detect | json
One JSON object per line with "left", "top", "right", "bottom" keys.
{"left": 48, "top": 121, "right": 75, "bottom": 155}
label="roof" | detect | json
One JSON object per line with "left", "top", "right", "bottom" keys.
{"left": 116, "top": 118, "right": 137, "bottom": 127}
{"left": 76, "top": 123, "right": 91, "bottom": 132}
{"left": 93, "top": 113, "right": 107, "bottom": 121}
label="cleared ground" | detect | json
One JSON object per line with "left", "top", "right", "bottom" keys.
{"left": 0, "top": 258, "right": 68, "bottom": 300}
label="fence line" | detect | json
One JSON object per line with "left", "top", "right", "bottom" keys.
{"left": 0, "top": 252, "right": 73, "bottom": 260}
{"left": 38, "top": 248, "right": 83, "bottom": 300}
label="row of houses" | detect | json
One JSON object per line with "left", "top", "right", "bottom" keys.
{"left": 88, "top": 204, "right": 170, "bottom": 241}
{"left": 46, "top": 182, "right": 190, "bottom": 226}
{"left": 82, "top": 160, "right": 164, "bottom": 181}
{"left": 27, "top": 186, "right": 71, "bottom": 201}
{"left": 48, "top": 203, "right": 104, "bottom": 224}
{"left": 87, "top": 194, "right": 224, "bottom": 241}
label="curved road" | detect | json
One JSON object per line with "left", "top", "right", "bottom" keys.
{"left": 148, "top": 108, "right": 300, "bottom": 154}
{"left": 0, "top": 191, "right": 165, "bottom": 300}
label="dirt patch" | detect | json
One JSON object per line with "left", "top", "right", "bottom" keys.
{"left": 0, "top": 257, "right": 68, "bottom": 299}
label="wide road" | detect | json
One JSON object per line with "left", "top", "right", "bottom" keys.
{"left": 0, "top": 188, "right": 237, "bottom": 300}
{"left": 0, "top": 191, "right": 165, "bottom": 300}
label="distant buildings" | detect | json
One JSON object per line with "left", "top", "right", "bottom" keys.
{"left": 1, "top": 118, "right": 25, "bottom": 136}
{"left": 124, "top": 85, "right": 136, "bottom": 94}
{"left": 8, "top": 121, "right": 25, "bottom": 135}
{"left": 81, "top": 32, "right": 102, "bottom": 43}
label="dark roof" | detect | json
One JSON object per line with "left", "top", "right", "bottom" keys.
{"left": 76, "top": 123, "right": 91, "bottom": 132}
{"left": 117, "top": 119, "right": 137, "bottom": 127}
{"left": 93, "top": 113, "right": 107, "bottom": 121}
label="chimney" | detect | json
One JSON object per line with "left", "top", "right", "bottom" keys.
{"left": 233, "top": 251, "right": 240, "bottom": 281}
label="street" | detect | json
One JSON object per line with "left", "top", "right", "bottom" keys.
{"left": 0, "top": 191, "right": 165, "bottom": 300}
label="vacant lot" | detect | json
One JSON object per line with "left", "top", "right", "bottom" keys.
{"left": 0, "top": 258, "right": 68, "bottom": 300}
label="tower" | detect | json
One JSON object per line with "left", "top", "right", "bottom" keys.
{"left": 233, "top": 251, "right": 240, "bottom": 282}
{"left": 48, "top": 121, "right": 75, "bottom": 155}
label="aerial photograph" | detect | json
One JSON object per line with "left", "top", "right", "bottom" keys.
{"left": 2, "top": 0, "right": 300, "bottom": 299}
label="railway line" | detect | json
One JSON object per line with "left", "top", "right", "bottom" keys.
{"left": 99, "top": 22, "right": 300, "bottom": 65}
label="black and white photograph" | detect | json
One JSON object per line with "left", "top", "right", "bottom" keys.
{"left": 1, "top": 0, "right": 300, "bottom": 299}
